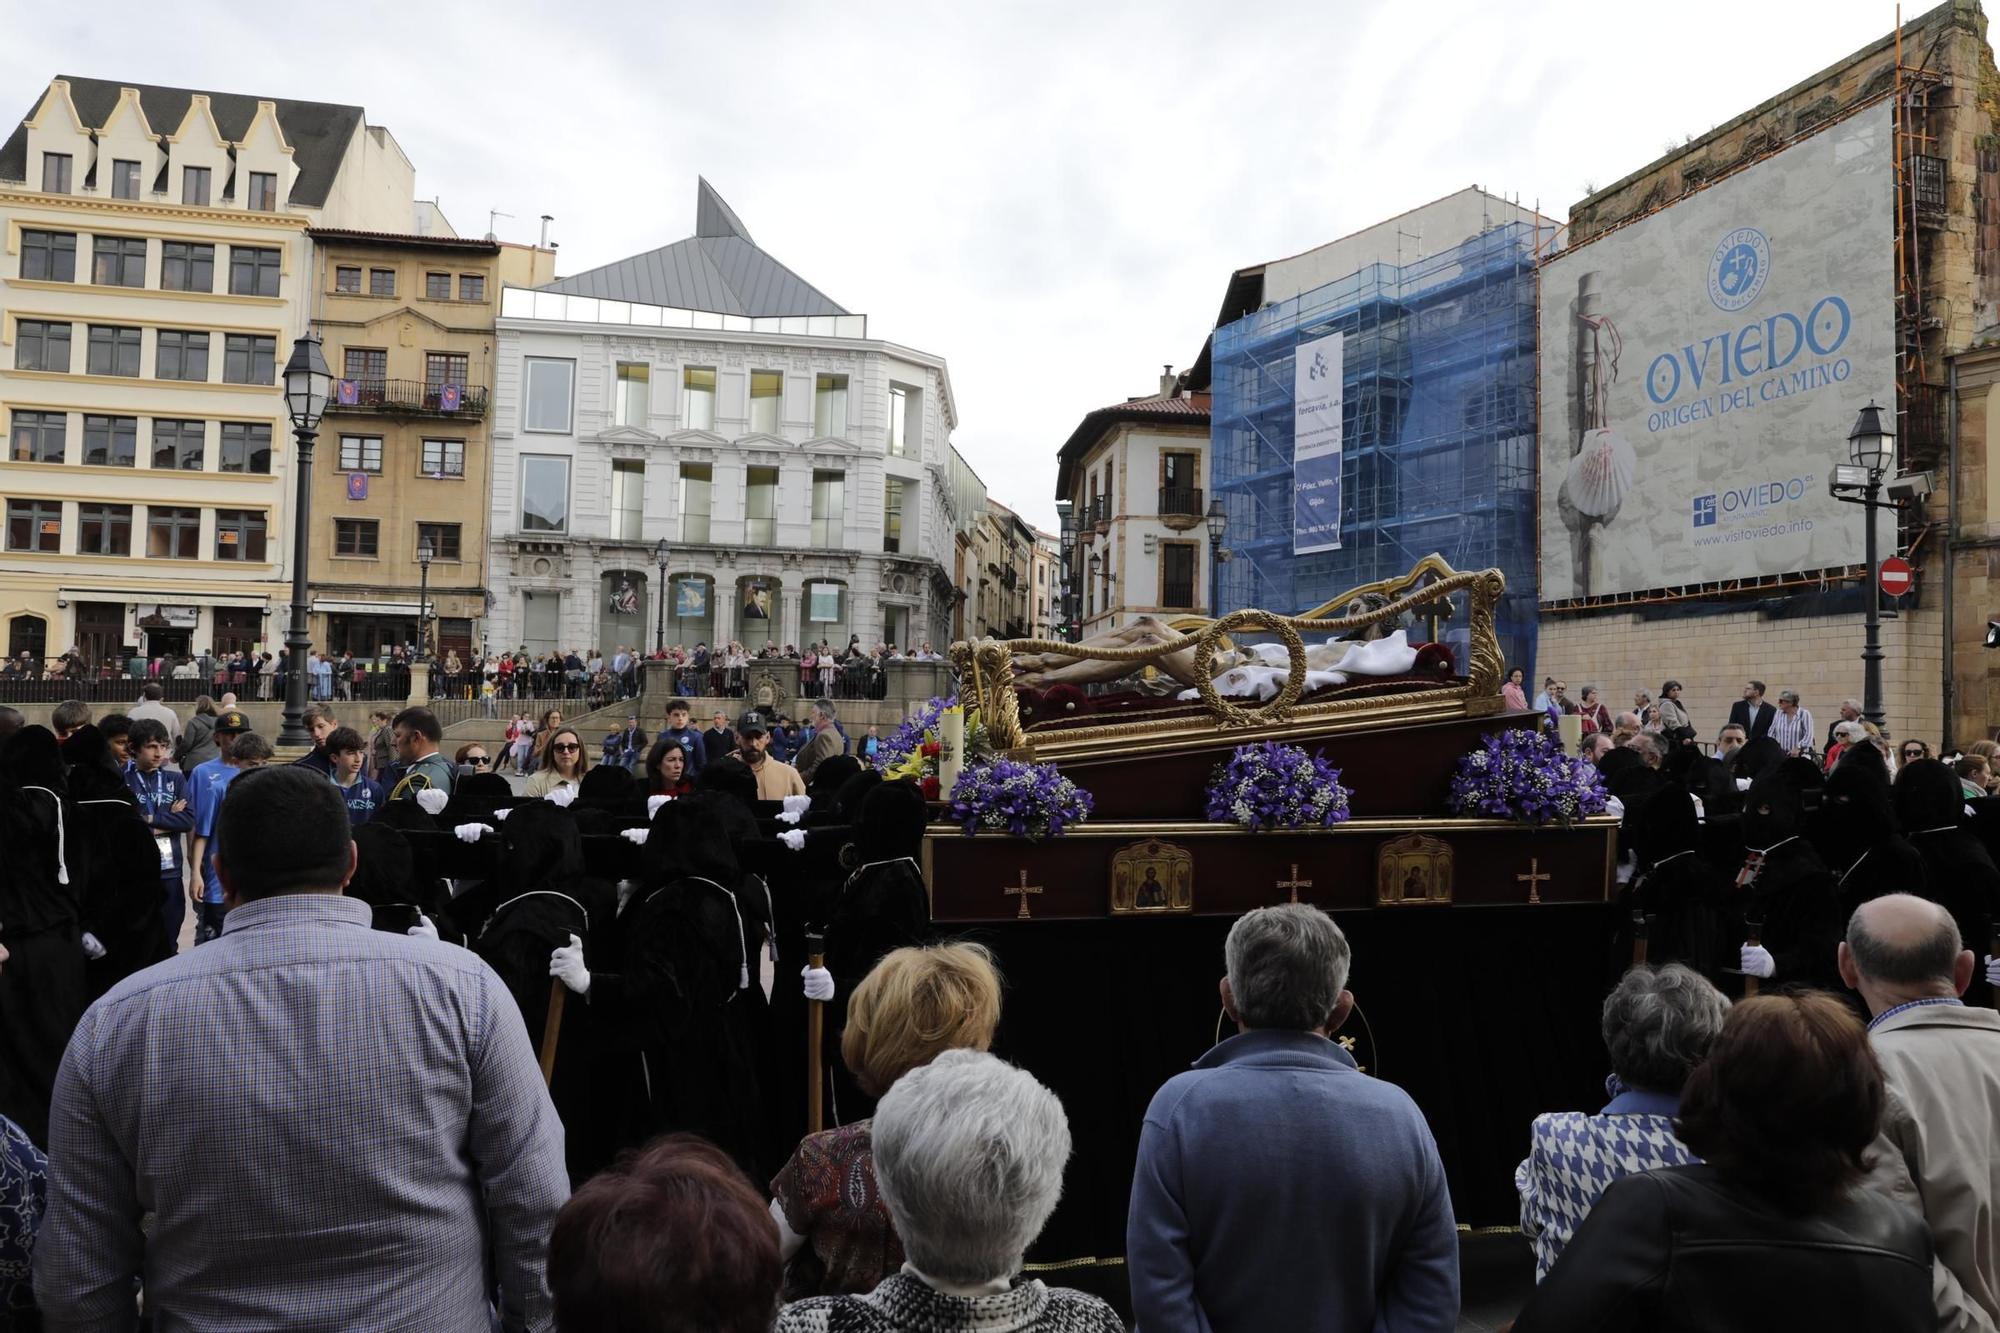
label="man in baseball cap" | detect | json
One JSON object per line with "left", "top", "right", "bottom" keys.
{"left": 184, "top": 711, "right": 252, "bottom": 812}
{"left": 737, "top": 711, "right": 804, "bottom": 801}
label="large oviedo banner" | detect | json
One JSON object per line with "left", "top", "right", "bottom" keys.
{"left": 1294, "top": 331, "right": 1344, "bottom": 555}
{"left": 1537, "top": 101, "right": 1894, "bottom": 601}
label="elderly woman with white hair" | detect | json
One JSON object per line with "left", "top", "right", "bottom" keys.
{"left": 1515, "top": 963, "right": 1730, "bottom": 1282}
{"left": 775, "top": 1049, "right": 1122, "bottom": 1332}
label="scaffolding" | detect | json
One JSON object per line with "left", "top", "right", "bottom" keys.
{"left": 1210, "top": 220, "right": 1552, "bottom": 671}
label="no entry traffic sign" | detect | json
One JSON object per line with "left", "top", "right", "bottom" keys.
{"left": 1879, "top": 556, "right": 1914, "bottom": 597}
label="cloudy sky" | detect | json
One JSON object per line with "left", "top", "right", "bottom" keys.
{"left": 4, "top": 0, "right": 1904, "bottom": 527}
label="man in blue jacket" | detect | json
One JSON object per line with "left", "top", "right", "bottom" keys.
{"left": 1126, "top": 903, "right": 1460, "bottom": 1332}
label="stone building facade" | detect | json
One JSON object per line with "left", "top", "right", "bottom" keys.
{"left": 1538, "top": 0, "right": 1999, "bottom": 745}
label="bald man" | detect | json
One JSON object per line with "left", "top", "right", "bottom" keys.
{"left": 1842, "top": 894, "right": 2000, "bottom": 1333}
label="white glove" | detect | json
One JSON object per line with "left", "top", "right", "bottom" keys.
{"left": 80, "top": 932, "right": 106, "bottom": 960}
{"left": 453, "top": 823, "right": 492, "bottom": 844}
{"left": 407, "top": 914, "right": 439, "bottom": 941}
{"left": 778, "top": 829, "right": 807, "bottom": 851}
{"left": 622, "top": 828, "right": 649, "bottom": 846}
{"left": 782, "top": 794, "right": 812, "bottom": 817}
{"left": 1740, "top": 944, "right": 1776, "bottom": 979}
{"left": 802, "top": 965, "right": 835, "bottom": 1002}
{"left": 1985, "top": 954, "right": 2000, "bottom": 987}
{"left": 776, "top": 808, "right": 803, "bottom": 826}
{"left": 1735, "top": 777, "right": 1752, "bottom": 792}
{"left": 492, "top": 806, "right": 512, "bottom": 821}
{"left": 549, "top": 932, "right": 590, "bottom": 995}
{"left": 545, "top": 785, "right": 576, "bottom": 808}
{"left": 415, "top": 788, "right": 449, "bottom": 815}
{"left": 1604, "top": 796, "right": 1626, "bottom": 820}
{"left": 647, "top": 794, "right": 670, "bottom": 818}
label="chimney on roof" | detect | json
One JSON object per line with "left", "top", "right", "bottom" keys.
{"left": 1160, "top": 364, "right": 1176, "bottom": 398}
{"left": 540, "top": 215, "right": 554, "bottom": 248}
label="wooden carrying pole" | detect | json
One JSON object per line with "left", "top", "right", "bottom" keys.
{"left": 807, "top": 931, "right": 827, "bottom": 1134}
{"left": 540, "top": 983, "right": 566, "bottom": 1087}
{"left": 1743, "top": 919, "right": 1764, "bottom": 999}
{"left": 1630, "top": 911, "right": 1652, "bottom": 970}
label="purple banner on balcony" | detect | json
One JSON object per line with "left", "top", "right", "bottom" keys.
{"left": 439, "top": 382, "right": 461, "bottom": 413}
{"left": 336, "top": 378, "right": 360, "bottom": 406}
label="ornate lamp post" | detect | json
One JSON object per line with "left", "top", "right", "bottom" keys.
{"left": 416, "top": 536, "right": 434, "bottom": 665}
{"left": 654, "top": 536, "right": 671, "bottom": 654}
{"left": 1054, "top": 499, "right": 1075, "bottom": 640}
{"left": 1205, "top": 496, "right": 1229, "bottom": 617}
{"left": 277, "top": 332, "right": 332, "bottom": 746}
{"left": 1846, "top": 401, "right": 1892, "bottom": 725}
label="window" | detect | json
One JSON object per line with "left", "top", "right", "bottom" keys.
{"left": 41, "top": 152, "right": 71, "bottom": 194}
{"left": 683, "top": 366, "right": 716, "bottom": 431}
{"left": 678, "top": 463, "right": 712, "bottom": 544}
{"left": 883, "top": 476, "right": 905, "bottom": 553}
{"left": 247, "top": 171, "right": 278, "bottom": 212}
{"left": 814, "top": 374, "right": 848, "bottom": 437}
{"left": 339, "top": 435, "right": 383, "bottom": 472}
{"left": 15, "top": 320, "right": 71, "bottom": 372}
{"left": 811, "top": 469, "right": 845, "bottom": 546}
{"left": 182, "top": 165, "right": 211, "bottom": 206}
{"left": 368, "top": 268, "right": 395, "bottom": 296}
{"left": 152, "top": 419, "right": 205, "bottom": 470}
{"left": 523, "top": 357, "right": 574, "bottom": 432}
{"left": 6, "top": 499, "right": 61, "bottom": 552}
{"left": 335, "top": 265, "right": 361, "bottom": 293}
{"left": 615, "top": 363, "right": 650, "bottom": 427}
{"left": 161, "top": 241, "right": 214, "bottom": 292}
{"left": 420, "top": 438, "right": 464, "bottom": 477}
{"left": 343, "top": 347, "right": 387, "bottom": 384}
{"left": 459, "top": 273, "right": 485, "bottom": 302}
{"left": 611, "top": 461, "right": 644, "bottom": 541}
{"left": 87, "top": 324, "right": 142, "bottom": 376}
{"left": 1160, "top": 450, "right": 1200, "bottom": 516}
{"left": 888, "top": 384, "right": 909, "bottom": 456}
{"left": 222, "top": 334, "right": 276, "bottom": 384}
{"left": 156, "top": 329, "right": 210, "bottom": 381}
{"left": 78, "top": 504, "right": 132, "bottom": 555}
{"left": 11, "top": 411, "right": 64, "bottom": 463}
{"left": 228, "top": 246, "right": 280, "bottom": 297}
{"left": 520, "top": 456, "right": 570, "bottom": 533}
{"left": 215, "top": 509, "right": 267, "bottom": 560}
{"left": 92, "top": 235, "right": 146, "bottom": 287}
{"left": 416, "top": 522, "right": 462, "bottom": 561}
{"left": 147, "top": 506, "right": 200, "bottom": 559}
{"left": 220, "top": 421, "right": 272, "bottom": 474}
{"left": 7, "top": 613, "right": 47, "bottom": 662}
{"left": 21, "top": 229, "right": 76, "bottom": 282}
{"left": 424, "top": 351, "right": 468, "bottom": 390}
{"left": 334, "top": 518, "right": 379, "bottom": 558}
{"left": 425, "top": 272, "right": 451, "bottom": 300}
{"left": 83, "top": 415, "right": 138, "bottom": 467}
{"left": 750, "top": 370, "right": 783, "bottom": 434}
{"left": 111, "top": 159, "right": 140, "bottom": 200}
{"left": 745, "top": 466, "right": 777, "bottom": 545}
{"left": 1160, "top": 542, "right": 1197, "bottom": 609}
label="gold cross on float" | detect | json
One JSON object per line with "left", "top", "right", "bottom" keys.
{"left": 1276, "top": 863, "right": 1312, "bottom": 905}
{"left": 1517, "top": 857, "right": 1551, "bottom": 905}
{"left": 1004, "top": 871, "right": 1044, "bottom": 919}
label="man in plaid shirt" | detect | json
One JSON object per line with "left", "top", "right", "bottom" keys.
{"left": 35, "top": 765, "right": 569, "bottom": 1331}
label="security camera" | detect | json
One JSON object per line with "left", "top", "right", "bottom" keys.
{"left": 1885, "top": 471, "right": 1935, "bottom": 502}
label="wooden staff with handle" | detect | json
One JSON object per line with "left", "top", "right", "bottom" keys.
{"left": 1630, "top": 910, "right": 1652, "bottom": 970}
{"left": 806, "top": 930, "right": 827, "bottom": 1134}
{"left": 540, "top": 983, "right": 565, "bottom": 1087}
{"left": 1743, "top": 918, "right": 1764, "bottom": 999}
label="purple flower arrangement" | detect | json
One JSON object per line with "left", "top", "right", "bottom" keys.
{"left": 1448, "top": 727, "right": 1609, "bottom": 827}
{"left": 1205, "top": 741, "right": 1353, "bottom": 831}
{"left": 948, "top": 758, "right": 1093, "bottom": 840}
{"left": 880, "top": 695, "right": 956, "bottom": 772}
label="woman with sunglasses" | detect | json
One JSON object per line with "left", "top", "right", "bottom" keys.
{"left": 527, "top": 726, "right": 592, "bottom": 798}
{"left": 454, "top": 743, "right": 493, "bottom": 776}
{"left": 645, "top": 737, "right": 697, "bottom": 798}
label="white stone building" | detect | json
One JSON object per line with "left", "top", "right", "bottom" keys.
{"left": 486, "top": 181, "right": 968, "bottom": 658}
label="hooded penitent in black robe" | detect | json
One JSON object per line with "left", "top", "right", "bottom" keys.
{"left": 1626, "top": 786, "right": 1736, "bottom": 983}
{"left": 0, "top": 726, "right": 88, "bottom": 1145}
{"left": 591, "top": 794, "right": 774, "bottom": 1179}
{"left": 1895, "top": 759, "right": 2000, "bottom": 980}
{"left": 1737, "top": 758, "right": 1846, "bottom": 998}
{"left": 62, "top": 728, "right": 174, "bottom": 996}
{"left": 1816, "top": 747, "right": 1929, "bottom": 919}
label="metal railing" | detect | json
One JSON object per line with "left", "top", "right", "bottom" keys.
{"left": 325, "top": 377, "right": 491, "bottom": 421}
{"left": 1158, "top": 486, "right": 1204, "bottom": 518}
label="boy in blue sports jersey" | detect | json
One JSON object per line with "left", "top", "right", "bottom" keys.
{"left": 187, "top": 732, "right": 271, "bottom": 943}
{"left": 324, "top": 726, "right": 385, "bottom": 825}
{"left": 123, "top": 718, "right": 194, "bottom": 943}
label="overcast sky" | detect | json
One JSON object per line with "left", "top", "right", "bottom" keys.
{"left": 4, "top": 0, "right": 1907, "bottom": 528}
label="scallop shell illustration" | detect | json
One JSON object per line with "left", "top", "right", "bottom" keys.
{"left": 1565, "top": 427, "right": 1636, "bottom": 518}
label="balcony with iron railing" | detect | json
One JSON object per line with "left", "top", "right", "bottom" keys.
{"left": 1157, "top": 485, "right": 1204, "bottom": 531}
{"left": 326, "top": 378, "right": 491, "bottom": 421}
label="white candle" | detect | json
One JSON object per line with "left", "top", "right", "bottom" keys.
{"left": 939, "top": 707, "right": 965, "bottom": 798}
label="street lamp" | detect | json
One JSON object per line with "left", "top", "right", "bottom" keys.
{"left": 1835, "top": 400, "right": 1894, "bottom": 725}
{"left": 277, "top": 331, "right": 332, "bottom": 746}
{"left": 1055, "top": 499, "right": 1075, "bottom": 639}
{"left": 416, "top": 536, "right": 434, "bottom": 666}
{"left": 653, "top": 536, "right": 671, "bottom": 654}
{"left": 1205, "top": 496, "right": 1229, "bottom": 616}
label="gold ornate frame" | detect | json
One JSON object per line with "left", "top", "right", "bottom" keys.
{"left": 952, "top": 554, "right": 1508, "bottom": 758}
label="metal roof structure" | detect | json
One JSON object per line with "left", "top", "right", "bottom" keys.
{"left": 540, "top": 178, "right": 848, "bottom": 318}
{"left": 0, "top": 75, "right": 366, "bottom": 208}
